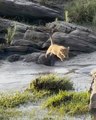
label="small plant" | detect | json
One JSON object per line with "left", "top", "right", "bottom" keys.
{"left": 5, "top": 22, "right": 16, "bottom": 45}
{"left": 65, "top": 10, "right": 69, "bottom": 23}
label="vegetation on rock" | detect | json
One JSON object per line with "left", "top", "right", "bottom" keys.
{"left": 5, "top": 22, "right": 16, "bottom": 45}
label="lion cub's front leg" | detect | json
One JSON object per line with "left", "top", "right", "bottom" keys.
{"left": 57, "top": 52, "right": 64, "bottom": 61}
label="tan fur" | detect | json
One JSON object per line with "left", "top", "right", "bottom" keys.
{"left": 45, "top": 25, "right": 69, "bottom": 61}
{"left": 45, "top": 44, "right": 69, "bottom": 61}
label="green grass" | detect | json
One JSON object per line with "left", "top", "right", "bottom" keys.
{"left": 0, "top": 108, "right": 22, "bottom": 120}
{"left": 28, "top": 74, "right": 74, "bottom": 93}
{"left": 65, "top": 0, "right": 96, "bottom": 25}
{"left": 0, "top": 74, "right": 91, "bottom": 118}
{"left": 0, "top": 91, "right": 32, "bottom": 108}
{"left": 43, "top": 91, "right": 90, "bottom": 115}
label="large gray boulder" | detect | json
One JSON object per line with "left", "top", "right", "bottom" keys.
{"left": 42, "top": 21, "right": 96, "bottom": 56}
{"left": 23, "top": 29, "right": 49, "bottom": 47}
{"left": 0, "top": 0, "right": 62, "bottom": 20}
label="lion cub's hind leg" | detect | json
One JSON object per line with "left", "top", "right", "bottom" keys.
{"left": 45, "top": 46, "right": 52, "bottom": 58}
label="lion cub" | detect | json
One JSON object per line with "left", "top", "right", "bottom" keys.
{"left": 45, "top": 37, "right": 70, "bottom": 61}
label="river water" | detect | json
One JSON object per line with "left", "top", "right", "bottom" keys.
{"left": 0, "top": 51, "right": 96, "bottom": 120}
{"left": 0, "top": 51, "right": 96, "bottom": 92}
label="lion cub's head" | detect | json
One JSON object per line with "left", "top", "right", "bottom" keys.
{"left": 61, "top": 46, "right": 70, "bottom": 59}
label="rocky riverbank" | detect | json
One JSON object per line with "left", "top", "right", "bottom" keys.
{"left": 0, "top": 17, "right": 96, "bottom": 66}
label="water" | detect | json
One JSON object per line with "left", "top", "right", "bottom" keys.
{"left": 0, "top": 60, "right": 68, "bottom": 92}
{"left": 0, "top": 52, "right": 96, "bottom": 92}
{"left": 0, "top": 51, "right": 96, "bottom": 120}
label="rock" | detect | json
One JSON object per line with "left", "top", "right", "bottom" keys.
{"left": 0, "top": 0, "right": 62, "bottom": 20}
{"left": 0, "top": 18, "right": 49, "bottom": 49}
{"left": 37, "top": 53, "right": 56, "bottom": 66}
{"left": 23, "top": 52, "right": 56, "bottom": 66}
{"left": 42, "top": 21, "right": 96, "bottom": 56}
{"left": 23, "top": 52, "right": 41, "bottom": 62}
{"left": 13, "top": 32, "right": 25, "bottom": 41}
{"left": 0, "top": 37, "right": 6, "bottom": 44}
{"left": 0, "top": 18, "right": 30, "bottom": 44}
{"left": 0, "top": 18, "right": 29, "bottom": 33}
{"left": 89, "top": 69, "right": 96, "bottom": 111}
{"left": 0, "top": 31, "right": 7, "bottom": 44}
{"left": 4, "top": 46, "right": 41, "bottom": 54}
{"left": 1, "top": 18, "right": 96, "bottom": 66}
{"left": 24, "top": 29, "right": 49, "bottom": 47}
{"left": 46, "top": 21, "right": 92, "bottom": 33}
{"left": 11, "top": 39, "right": 40, "bottom": 49}
{"left": 7, "top": 54, "right": 23, "bottom": 62}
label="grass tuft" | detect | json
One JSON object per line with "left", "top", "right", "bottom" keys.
{"left": 43, "top": 91, "right": 90, "bottom": 115}
{"left": 28, "top": 74, "right": 74, "bottom": 93}
{"left": 0, "top": 91, "right": 33, "bottom": 108}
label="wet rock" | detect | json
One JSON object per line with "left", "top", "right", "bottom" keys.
{"left": 23, "top": 52, "right": 56, "bottom": 66}
{"left": 7, "top": 54, "right": 23, "bottom": 62}
{"left": 23, "top": 52, "right": 41, "bottom": 62}
{"left": 37, "top": 53, "right": 56, "bottom": 66}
